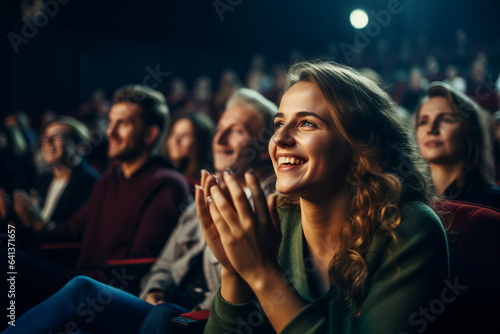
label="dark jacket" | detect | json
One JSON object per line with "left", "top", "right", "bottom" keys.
{"left": 445, "top": 181, "right": 500, "bottom": 210}
{"left": 36, "top": 160, "right": 100, "bottom": 226}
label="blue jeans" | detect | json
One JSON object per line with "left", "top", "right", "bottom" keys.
{"left": 1, "top": 276, "right": 163, "bottom": 334}
{"left": 138, "top": 303, "right": 190, "bottom": 334}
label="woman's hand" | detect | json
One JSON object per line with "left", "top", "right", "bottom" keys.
{"left": 195, "top": 169, "right": 237, "bottom": 274}
{"left": 206, "top": 169, "right": 281, "bottom": 288}
{"left": 198, "top": 170, "right": 308, "bottom": 331}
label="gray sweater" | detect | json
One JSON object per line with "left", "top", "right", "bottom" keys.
{"left": 139, "top": 202, "right": 222, "bottom": 310}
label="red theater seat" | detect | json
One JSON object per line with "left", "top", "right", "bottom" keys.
{"left": 433, "top": 200, "right": 500, "bottom": 333}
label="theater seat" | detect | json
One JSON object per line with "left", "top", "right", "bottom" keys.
{"left": 102, "top": 257, "right": 156, "bottom": 295}
{"left": 35, "top": 243, "right": 155, "bottom": 295}
{"left": 35, "top": 242, "right": 82, "bottom": 266}
{"left": 433, "top": 200, "right": 500, "bottom": 333}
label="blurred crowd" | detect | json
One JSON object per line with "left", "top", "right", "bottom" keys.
{"left": 2, "top": 33, "right": 500, "bottom": 190}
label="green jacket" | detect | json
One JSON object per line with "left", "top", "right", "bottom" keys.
{"left": 204, "top": 201, "right": 449, "bottom": 333}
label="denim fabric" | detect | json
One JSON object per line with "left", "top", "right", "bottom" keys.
{"left": 1, "top": 276, "right": 153, "bottom": 334}
{"left": 138, "top": 302, "right": 189, "bottom": 334}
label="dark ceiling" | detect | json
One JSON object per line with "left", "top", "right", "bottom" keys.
{"left": 1, "top": 0, "right": 499, "bottom": 115}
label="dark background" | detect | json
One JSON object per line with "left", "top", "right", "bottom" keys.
{"left": 1, "top": 0, "right": 499, "bottom": 119}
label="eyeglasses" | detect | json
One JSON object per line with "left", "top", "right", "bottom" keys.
{"left": 39, "top": 133, "right": 69, "bottom": 145}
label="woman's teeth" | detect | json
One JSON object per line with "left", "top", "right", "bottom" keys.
{"left": 278, "top": 156, "right": 305, "bottom": 166}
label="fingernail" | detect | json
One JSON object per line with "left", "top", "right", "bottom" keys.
{"left": 213, "top": 174, "right": 219, "bottom": 183}
{"left": 206, "top": 196, "right": 212, "bottom": 203}
{"left": 245, "top": 168, "right": 254, "bottom": 175}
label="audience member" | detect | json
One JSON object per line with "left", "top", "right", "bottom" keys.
{"left": 466, "top": 60, "right": 498, "bottom": 113}
{"left": 0, "top": 125, "right": 33, "bottom": 195}
{"left": 416, "top": 81, "right": 500, "bottom": 209}
{"left": 444, "top": 65, "right": 467, "bottom": 93}
{"left": 166, "top": 78, "right": 188, "bottom": 116}
{"left": 213, "top": 69, "right": 242, "bottom": 121}
{"left": 78, "top": 88, "right": 110, "bottom": 124}
{"left": 4, "top": 111, "right": 37, "bottom": 154}
{"left": 491, "top": 110, "right": 500, "bottom": 181}
{"left": 11, "top": 85, "right": 192, "bottom": 316}
{"left": 2, "top": 117, "right": 100, "bottom": 248}
{"left": 2, "top": 88, "right": 278, "bottom": 334}
{"left": 197, "top": 61, "right": 448, "bottom": 333}
{"left": 245, "top": 53, "right": 272, "bottom": 94}
{"left": 265, "top": 64, "right": 287, "bottom": 107}
{"left": 191, "top": 75, "right": 214, "bottom": 116}
{"left": 424, "top": 55, "right": 442, "bottom": 83}
{"left": 496, "top": 71, "right": 500, "bottom": 106}
{"left": 2, "top": 115, "right": 37, "bottom": 189}
{"left": 400, "top": 67, "right": 427, "bottom": 113}
{"left": 33, "top": 110, "right": 57, "bottom": 174}
{"left": 160, "top": 112, "right": 215, "bottom": 185}
{"left": 453, "top": 28, "right": 472, "bottom": 68}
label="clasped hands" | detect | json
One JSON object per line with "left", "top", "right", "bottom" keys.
{"left": 195, "top": 169, "right": 281, "bottom": 290}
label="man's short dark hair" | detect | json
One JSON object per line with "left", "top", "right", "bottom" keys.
{"left": 112, "top": 85, "right": 170, "bottom": 147}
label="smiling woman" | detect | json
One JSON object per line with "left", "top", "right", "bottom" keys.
{"left": 196, "top": 61, "right": 450, "bottom": 333}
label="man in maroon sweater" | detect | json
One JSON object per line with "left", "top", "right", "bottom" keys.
{"left": 14, "top": 85, "right": 191, "bottom": 315}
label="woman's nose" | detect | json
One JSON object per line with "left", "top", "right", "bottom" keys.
{"left": 428, "top": 120, "right": 440, "bottom": 135}
{"left": 272, "top": 125, "right": 295, "bottom": 147}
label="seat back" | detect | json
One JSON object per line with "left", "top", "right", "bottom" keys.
{"left": 433, "top": 200, "right": 500, "bottom": 333}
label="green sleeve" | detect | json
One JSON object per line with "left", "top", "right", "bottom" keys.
{"left": 280, "top": 304, "right": 328, "bottom": 333}
{"left": 203, "top": 286, "right": 274, "bottom": 333}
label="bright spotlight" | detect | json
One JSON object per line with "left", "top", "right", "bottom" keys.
{"left": 350, "top": 9, "right": 369, "bottom": 29}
